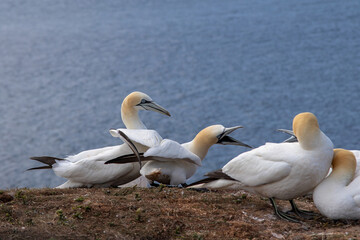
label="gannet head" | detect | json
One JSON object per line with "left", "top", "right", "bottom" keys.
{"left": 121, "top": 91, "right": 170, "bottom": 129}
{"left": 332, "top": 149, "right": 356, "bottom": 180}
{"left": 190, "top": 124, "right": 251, "bottom": 160}
{"left": 198, "top": 125, "right": 251, "bottom": 146}
{"left": 122, "top": 91, "right": 171, "bottom": 116}
{"left": 292, "top": 112, "right": 321, "bottom": 150}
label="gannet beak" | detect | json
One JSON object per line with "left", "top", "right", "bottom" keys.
{"left": 137, "top": 101, "right": 171, "bottom": 117}
{"left": 217, "top": 126, "right": 252, "bottom": 148}
{"left": 109, "top": 129, "right": 119, "bottom": 137}
{"left": 277, "top": 129, "right": 298, "bottom": 143}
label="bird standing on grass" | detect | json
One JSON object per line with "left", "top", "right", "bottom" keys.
{"left": 189, "top": 112, "right": 334, "bottom": 223}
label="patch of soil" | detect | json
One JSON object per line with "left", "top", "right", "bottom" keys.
{"left": 0, "top": 188, "right": 359, "bottom": 239}
{"left": 0, "top": 192, "right": 13, "bottom": 203}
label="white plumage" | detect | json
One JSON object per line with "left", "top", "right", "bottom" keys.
{"left": 54, "top": 129, "right": 162, "bottom": 188}
{"left": 138, "top": 139, "right": 203, "bottom": 185}
{"left": 222, "top": 139, "right": 333, "bottom": 200}
{"left": 109, "top": 129, "right": 163, "bottom": 148}
{"left": 29, "top": 91, "right": 170, "bottom": 188}
{"left": 144, "top": 139, "right": 202, "bottom": 166}
{"left": 313, "top": 149, "right": 360, "bottom": 219}
{"left": 189, "top": 112, "right": 334, "bottom": 222}
{"left": 107, "top": 125, "right": 250, "bottom": 186}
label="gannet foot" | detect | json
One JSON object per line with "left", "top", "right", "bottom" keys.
{"left": 286, "top": 209, "right": 317, "bottom": 219}
{"left": 277, "top": 209, "right": 301, "bottom": 223}
{"left": 180, "top": 183, "right": 188, "bottom": 188}
{"left": 287, "top": 200, "right": 318, "bottom": 219}
{"left": 269, "top": 198, "right": 301, "bottom": 223}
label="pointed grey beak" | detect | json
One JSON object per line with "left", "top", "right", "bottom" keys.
{"left": 217, "top": 126, "right": 252, "bottom": 148}
{"left": 138, "top": 101, "right": 171, "bottom": 117}
{"left": 277, "top": 129, "right": 298, "bottom": 143}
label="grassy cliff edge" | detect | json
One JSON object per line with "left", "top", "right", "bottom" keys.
{"left": 0, "top": 188, "right": 359, "bottom": 239}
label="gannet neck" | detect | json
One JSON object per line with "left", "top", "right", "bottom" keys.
{"left": 186, "top": 140, "right": 210, "bottom": 160}
{"left": 293, "top": 112, "right": 321, "bottom": 150}
{"left": 121, "top": 92, "right": 147, "bottom": 129}
{"left": 327, "top": 149, "right": 356, "bottom": 186}
{"left": 188, "top": 126, "right": 220, "bottom": 160}
{"left": 121, "top": 106, "right": 146, "bottom": 129}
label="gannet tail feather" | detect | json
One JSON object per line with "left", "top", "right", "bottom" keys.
{"left": 28, "top": 156, "right": 64, "bottom": 170}
{"left": 205, "top": 169, "right": 236, "bottom": 180}
{"left": 187, "top": 169, "right": 237, "bottom": 187}
{"left": 187, "top": 178, "right": 216, "bottom": 187}
{"left": 30, "top": 156, "right": 64, "bottom": 165}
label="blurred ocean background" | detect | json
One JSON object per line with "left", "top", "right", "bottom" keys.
{"left": 0, "top": 0, "right": 359, "bottom": 189}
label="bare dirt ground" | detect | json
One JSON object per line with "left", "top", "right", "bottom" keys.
{"left": 0, "top": 187, "right": 359, "bottom": 240}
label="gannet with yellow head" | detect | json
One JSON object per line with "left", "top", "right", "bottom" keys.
{"left": 105, "top": 125, "right": 251, "bottom": 186}
{"left": 313, "top": 149, "right": 360, "bottom": 219}
{"left": 279, "top": 126, "right": 360, "bottom": 186}
{"left": 28, "top": 91, "right": 170, "bottom": 188}
{"left": 189, "top": 112, "right": 334, "bottom": 222}
{"left": 121, "top": 91, "right": 170, "bottom": 129}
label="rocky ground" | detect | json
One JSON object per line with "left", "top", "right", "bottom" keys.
{"left": 0, "top": 187, "right": 359, "bottom": 239}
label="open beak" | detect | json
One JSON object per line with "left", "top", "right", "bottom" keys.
{"left": 138, "top": 101, "right": 171, "bottom": 117}
{"left": 217, "top": 126, "right": 252, "bottom": 148}
{"left": 277, "top": 129, "right": 298, "bottom": 143}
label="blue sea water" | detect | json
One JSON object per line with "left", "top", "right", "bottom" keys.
{"left": 0, "top": 0, "right": 359, "bottom": 189}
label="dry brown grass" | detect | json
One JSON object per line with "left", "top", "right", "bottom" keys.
{"left": 0, "top": 187, "right": 359, "bottom": 239}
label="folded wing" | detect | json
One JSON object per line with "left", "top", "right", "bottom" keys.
{"left": 223, "top": 143, "right": 292, "bottom": 187}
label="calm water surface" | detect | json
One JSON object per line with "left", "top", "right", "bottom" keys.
{"left": 0, "top": 0, "right": 359, "bottom": 189}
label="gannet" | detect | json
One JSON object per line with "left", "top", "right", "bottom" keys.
{"left": 279, "top": 129, "right": 360, "bottom": 183}
{"left": 313, "top": 149, "right": 360, "bottom": 219}
{"left": 28, "top": 91, "right": 170, "bottom": 188}
{"left": 189, "top": 112, "right": 334, "bottom": 222}
{"left": 105, "top": 125, "right": 251, "bottom": 186}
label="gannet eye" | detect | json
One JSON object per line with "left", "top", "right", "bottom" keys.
{"left": 140, "top": 99, "right": 151, "bottom": 104}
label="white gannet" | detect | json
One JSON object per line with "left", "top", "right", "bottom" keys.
{"left": 28, "top": 91, "right": 170, "bottom": 188}
{"left": 313, "top": 149, "right": 360, "bottom": 219}
{"left": 279, "top": 129, "right": 360, "bottom": 185}
{"left": 105, "top": 125, "right": 251, "bottom": 186}
{"left": 189, "top": 112, "right": 334, "bottom": 222}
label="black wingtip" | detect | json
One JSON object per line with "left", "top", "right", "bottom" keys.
{"left": 187, "top": 178, "right": 215, "bottom": 187}
{"left": 116, "top": 130, "right": 142, "bottom": 168}
{"left": 187, "top": 170, "right": 236, "bottom": 187}
{"left": 104, "top": 160, "right": 114, "bottom": 165}
{"left": 205, "top": 169, "right": 236, "bottom": 181}
{"left": 26, "top": 166, "right": 53, "bottom": 171}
